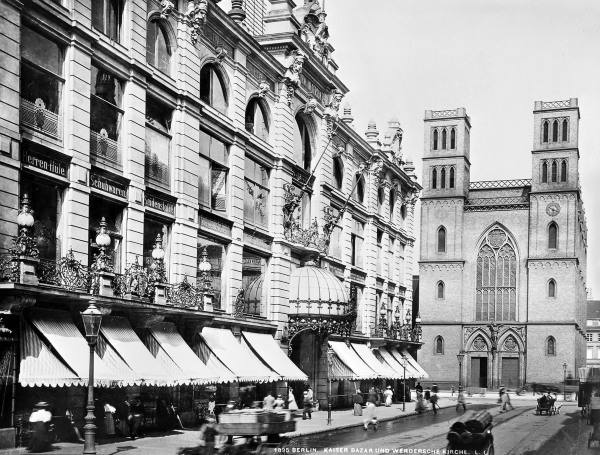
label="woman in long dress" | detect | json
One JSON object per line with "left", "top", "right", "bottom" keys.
{"left": 104, "top": 402, "right": 116, "bottom": 436}
{"left": 287, "top": 387, "right": 298, "bottom": 411}
{"left": 383, "top": 386, "right": 393, "bottom": 407}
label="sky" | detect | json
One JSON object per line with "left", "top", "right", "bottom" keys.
{"left": 325, "top": 0, "right": 600, "bottom": 298}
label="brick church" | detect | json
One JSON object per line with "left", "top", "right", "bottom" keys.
{"left": 418, "top": 99, "right": 587, "bottom": 389}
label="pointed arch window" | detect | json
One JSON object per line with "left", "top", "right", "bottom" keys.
{"left": 548, "top": 279, "right": 556, "bottom": 298}
{"left": 433, "top": 129, "right": 438, "bottom": 150}
{"left": 450, "top": 128, "right": 456, "bottom": 149}
{"left": 562, "top": 119, "right": 568, "bottom": 141}
{"left": 543, "top": 120, "right": 549, "bottom": 143}
{"left": 548, "top": 222, "right": 558, "bottom": 249}
{"left": 546, "top": 336, "right": 556, "bottom": 356}
{"left": 200, "top": 64, "right": 228, "bottom": 114}
{"left": 560, "top": 160, "right": 567, "bottom": 182}
{"left": 552, "top": 120, "right": 559, "bottom": 142}
{"left": 437, "top": 226, "right": 446, "bottom": 253}
{"left": 437, "top": 281, "right": 445, "bottom": 299}
{"left": 146, "top": 19, "right": 171, "bottom": 74}
{"left": 441, "top": 128, "right": 447, "bottom": 149}
{"left": 432, "top": 168, "right": 437, "bottom": 189}
{"left": 440, "top": 168, "right": 446, "bottom": 189}
{"left": 551, "top": 161, "right": 558, "bottom": 182}
{"left": 449, "top": 167, "right": 455, "bottom": 188}
{"left": 434, "top": 336, "right": 444, "bottom": 355}
{"left": 542, "top": 161, "right": 548, "bottom": 183}
{"left": 476, "top": 228, "right": 517, "bottom": 321}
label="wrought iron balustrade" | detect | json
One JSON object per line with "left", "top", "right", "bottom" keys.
{"left": 20, "top": 98, "right": 62, "bottom": 139}
{"left": 166, "top": 277, "right": 204, "bottom": 310}
{"left": 90, "top": 129, "right": 121, "bottom": 168}
{"left": 465, "top": 196, "right": 529, "bottom": 211}
{"left": 469, "top": 179, "right": 532, "bottom": 190}
{"left": 38, "top": 251, "right": 92, "bottom": 292}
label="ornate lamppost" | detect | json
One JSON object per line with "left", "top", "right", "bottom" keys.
{"left": 400, "top": 355, "right": 407, "bottom": 412}
{"left": 150, "top": 233, "right": 168, "bottom": 303}
{"left": 198, "top": 246, "right": 214, "bottom": 310}
{"left": 326, "top": 347, "right": 333, "bottom": 425}
{"left": 81, "top": 302, "right": 103, "bottom": 455}
{"left": 563, "top": 362, "right": 567, "bottom": 401}
{"left": 457, "top": 350, "right": 465, "bottom": 390}
{"left": 93, "top": 218, "right": 112, "bottom": 272}
{"left": 414, "top": 313, "right": 422, "bottom": 342}
{"left": 378, "top": 301, "right": 387, "bottom": 338}
{"left": 393, "top": 305, "right": 401, "bottom": 339}
{"left": 13, "top": 193, "right": 39, "bottom": 284}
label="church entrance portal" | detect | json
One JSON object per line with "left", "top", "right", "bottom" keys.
{"left": 501, "top": 357, "right": 519, "bottom": 388}
{"left": 470, "top": 357, "right": 488, "bottom": 388}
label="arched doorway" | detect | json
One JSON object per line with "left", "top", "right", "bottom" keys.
{"left": 289, "top": 330, "right": 320, "bottom": 405}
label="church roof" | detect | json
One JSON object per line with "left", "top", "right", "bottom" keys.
{"left": 587, "top": 301, "right": 600, "bottom": 319}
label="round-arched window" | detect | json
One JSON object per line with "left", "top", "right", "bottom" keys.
{"left": 200, "top": 64, "right": 228, "bottom": 114}
{"left": 333, "top": 157, "right": 344, "bottom": 190}
{"left": 293, "top": 114, "right": 312, "bottom": 171}
{"left": 355, "top": 175, "right": 365, "bottom": 204}
{"left": 245, "top": 98, "right": 269, "bottom": 141}
{"left": 146, "top": 18, "right": 171, "bottom": 74}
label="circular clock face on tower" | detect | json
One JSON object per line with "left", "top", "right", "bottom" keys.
{"left": 546, "top": 202, "right": 561, "bottom": 217}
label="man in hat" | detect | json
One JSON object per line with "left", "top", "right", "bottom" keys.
{"left": 383, "top": 386, "right": 393, "bottom": 407}
{"left": 456, "top": 387, "right": 467, "bottom": 412}
{"left": 28, "top": 402, "right": 53, "bottom": 452}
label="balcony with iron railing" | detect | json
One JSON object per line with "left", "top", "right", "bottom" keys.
{"left": 90, "top": 129, "right": 121, "bottom": 170}
{"left": 145, "top": 152, "right": 170, "bottom": 189}
{"left": 20, "top": 98, "right": 62, "bottom": 140}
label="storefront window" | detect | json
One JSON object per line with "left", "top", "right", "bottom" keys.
{"left": 145, "top": 97, "right": 172, "bottom": 188}
{"left": 22, "top": 177, "right": 63, "bottom": 261}
{"left": 199, "top": 131, "right": 229, "bottom": 213}
{"left": 143, "top": 217, "right": 170, "bottom": 272}
{"left": 88, "top": 196, "right": 123, "bottom": 272}
{"left": 198, "top": 236, "right": 226, "bottom": 310}
{"left": 244, "top": 157, "right": 269, "bottom": 228}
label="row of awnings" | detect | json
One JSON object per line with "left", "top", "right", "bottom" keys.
{"left": 20, "top": 310, "right": 308, "bottom": 387}
{"left": 327, "top": 341, "right": 429, "bottom": 381}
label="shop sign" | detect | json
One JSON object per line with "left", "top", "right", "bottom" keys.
{"left": 22, "top": 148, "right": 68, "bottom": 178}
{"left": 244, "top": 231, "right": 272, "bottom": 250}
{"left": 350, "top": 269, "right": 366, "bottom": 284}
{"left": 387, "top": 282, "right": 396, "bottom": 294}
{"left": 145, "top": 193, "right": 175, "bottom": 216}
{"left": 90, "top": 173, "right": 128, "bottom": 199}
{"left": 199, "top": 214, "right": 231, "bottom": 237}
{"left": 328, "top": 262, "right": 345, "bottom": 279}
{"left": 375, "top": 278, "right": 384, "bottom": 290}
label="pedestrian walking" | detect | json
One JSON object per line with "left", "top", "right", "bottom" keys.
{"left": 263, "top": 392, "right": 275, "bottom": 410}
{"left": 302, "top": 391, "right": 312, "bottom": 420}
{"left": 501, "top": 389, "right": 515, "bottom": 411}
{"left": 415, "top": 382, "right": 423, "bottom": 394}
{"left": 363, "top": 397, "right": 378, "bottom": 431}
{"left": 431, "top": 383, "right": 439, "bottom": 394}
{"left": 103, "top": 401, "right": 117, "bottom": 436}
{"left": 415, "top": 391, "right": 426, "bottom": 414}
{"left": 28, "top": 402, "right": 53, "bottom": 453}
{"left": 424, "top": 387, "right": 431, "bottom": 402}
{"left": 274, "top": 394, "right": 285, "bottom": 410}
{"left": 383, "top": 385, "right": 393, "bottom": 407}
{"left": 287, "top": 387, "right": 298, "bottom": 411}
{"left": 353, "top": 389, "right": 363, "bottom": 416}
{"left": 456, "top": 388, "right": 466, "bottom": 412}
{"left": 430, "top": 392, "right": 439, "bottom": 414}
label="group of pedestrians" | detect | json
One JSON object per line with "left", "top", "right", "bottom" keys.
{"left": 415, "top": 382, "right": 441, "bottom": 414}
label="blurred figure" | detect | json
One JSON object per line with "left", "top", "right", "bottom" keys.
{"left": 274, "top": 394, "right": 285, "bottom": 410}
{"left": 415, "top": 382, "right": 423, "bottom": 394}
{"left": 263, "top": 392, "right": 275, "bottom": 410}
{"left": 363, "top": 396, "right": 378, "bottom": 431}
{"left": 501, "top": 389, "right": 515, "bottom": 412}
{"left": 430, "top": 391, "right": 439, "bottom": 414}
{"left": 353, "top": 389, "right": 363, "bottom": 416}
{"left": 287, "top": 387, "right": 298, "bottom": 411}
{"left": 28, "top": 402, "right": 53, "bottom": 452}
{"left": 383, "top": 386, "right": 393, "bottom": 407}
{"left": 456, "top": 388, "right": 467, "bottom": 412}
{"left": 415, "top": 390, "right": 426, "bottom": 414}
{"left": 302, "top": 391, "right": 312, "bottom": 420}
{"left": 103, "top": 401, "right": 117, "bottom": 436}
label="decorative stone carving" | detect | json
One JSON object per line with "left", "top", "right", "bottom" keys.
{"left": 233, "top": 288, "right": 246, "bottom": 319}
{"left": 299, "top": 0, "right": 330, "bottom": 63}
{"left": 473, "top": 335, "right": 487, "bottom": 351}
{"left": 186, "top": 0, "right": 208, "bottom": 45}
{"left": 160, "top": 0, "right": 175, "bottom": 18}
{"left": 215, "top": 46, "right": 227, "bottom": 62}
{"left": 304, "top": 97, "right": 318, "bottom": 114}
{"left": 281, "top": 50, "right": 305, "bottom": 106}
{"left": 488, "top": 322, "right": 503, "bottom": 351}
{"left": 257, "top": 81, "right": 270, "bottom": 98}
{"left": 324, "top": 89, "right": 343, "bottom": 138}
{"left": 503, "top": 335, "right": 518, "bottom": 351}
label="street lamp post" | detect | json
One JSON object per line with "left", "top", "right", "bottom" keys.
{"left": 400, "top": 355, "right": 407, "bottom": 412}
{"left": 563, "top": 362, "right": 567, "bottom": 401}
{"left": 81, "top": 302, "right": 103, "bottom": 455}
{"left": 456, "top": 351, "right": 465, "bottom": 390}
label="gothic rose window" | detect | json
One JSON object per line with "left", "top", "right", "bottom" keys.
{"left": 476, "top": 228, "right": 517, "bottom": 321}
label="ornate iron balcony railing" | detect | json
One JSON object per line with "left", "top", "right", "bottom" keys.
{"left": 20, "top": 98, "right": 62, "bottom": 139}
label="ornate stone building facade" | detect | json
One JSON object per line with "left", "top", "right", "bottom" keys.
{"left": 0, "top": 0, "right": 422, "bottom": 423}
{"left": 418, "top": 101, "right": 587, "bottom": 389}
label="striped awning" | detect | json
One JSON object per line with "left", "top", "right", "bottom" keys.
{"left": 389, "top": 348, "right": 421, "bottom": 378}
{"left": 100, "top": 317, "right": 173, "bottom": 386}
{"left": 352, "top": 343, "right": 400, "bottom": 379}
{"left": 329, "top": 341, "right": 378, "bottom": 379}
{"left": 328, "top": 350, "right": 358, "bottom": 380}
{"left": 147, "top": 322, "right": 219, "bottom": 384}
{"left": 198, "top": 327, "right": 280, "bottom": 382}
{"left": 375, "top": 348, "right": 412, "bottom": 379}
{"left": 401, "top": 349, "right": 429, "bottom": 379}
{"left": 28, "top": 310, "right": 131, "bottom": 386}
{"left": 19, "top": 322, "right": 81, "bottom": 387}
{"left": 242, "top": 331, "right": 308, "bottom": 382}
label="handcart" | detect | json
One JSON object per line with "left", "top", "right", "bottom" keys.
{"left": 446, "top": 410, "right": 494, "bottom": 455}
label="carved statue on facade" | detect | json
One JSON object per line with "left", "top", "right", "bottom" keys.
{"left": 233, "top": 288, "right": 246, "bottom": 319}
{"left": 324, "top": 89, "right": 343, "bottom": 137}
{"left": 282, "top": 50, "right": 305, "bottom": 106}
{"left": 160, "top": 0, "right": 175, "bottom": 18}
{"left": 304, "top": 97, "right": 318, "bottom": 114}
{"left": 488, "top": 322, "right": 503, "bottom": 351}
{"left": 300, "top": 1, "right": 330, "bottom": 62}
{"left": 215, "top": 46, "right": 228, "bottom": 62}
{"left": 257, "top": 81, "right": 270, "bottom": 98}
{"left": 187, "top": 0, "right": 209, "bottom": 45}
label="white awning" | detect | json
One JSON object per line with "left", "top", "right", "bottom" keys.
{"left": 375, "top": 347, "right": 415, "bottom": 379}
{"left": 352, "top": 343, "right": 400, "bottom": 379}
{"left": 329, "top": 341, "right": 378, "bottom": 379}
{"left": 148, "top": 322, "right": 219, "bottom": 384}
{"left": 328, "top": 350, "right": 358, "bottom": 381}
{"left": 242, "top": 331, "right": 308, "bottom": 382}
{"left": 401, "top": 349, "right": 429, "bottom": 379}
{"left": 19, "top": 321, "right": 82, "bottom": 387}
{"left": 100, "top": 317, "right": 173, "bottom": 386}
{"left": 199, "top": 327, "right": 280, "bottom": 382}
{"left": 388, "top": 348, "right": 421, "bottom": 378}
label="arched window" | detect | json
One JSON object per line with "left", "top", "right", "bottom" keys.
{"left": 355, "top": 175, "right": 365, "bottom": 204}
{"left": 333, "top": 157, "right": 344, "bottom": 190}
{"left": 441, "top": 128, "right": 447, "bottom": 149}
{"left": 200, "top": 64, "right": 228, "bottom": 114}
{"left": 432, "top": 168, "right": 437, "bottom": 189}
{"left": 434, "top": 336, "right": 444, "bottom": 355}
{"left": 542, "top": 120, "right": 549, "bottom": 143}
{"left": 437, "top": 226, "right": 446, "bottom": 253}
{"left": 551, "top": 160, "right": 558, "bottom": 182}
{"left": 440, "top": 168, "right": 446, "bottom": 189}
{"left": 449, "top": 167, "right": 455, "bottom": 189}
{"left": 450, "top": 128, "right": 456, "bottom": 149}
{"left": 437, "top": 281, "right": 445, "bottom": 299}
{"left": 377, "top": 187, "right": 385, "bottom": 215}
{"left": 389, "top": 189, "right": 396, "bottom": 222}
{"left": 546, "top": 336, "right": 556, "bottom": 356}
{"left": 476, "top": 228, "right": 517, "bottom": 321}
{"left": 548, "top": 222, "right": 558, "bottom": 249}
{"left": 560, "top": 160, "right": 567, "bottom": 182}
{"left": 293, "top": 114, "right": 312, "bottom": 171}
{"left": 433, "top": 129, "right": 438, "bottom": 150}
{"left": 146, "top": 19, "right": 171, "bottom": 74}
{"left": 244, "top": 98, "right": 269, "bottom": 141}
{"left": 548, "top": 279, "right": 556, "bottom": 298}
{"left": 562, "top": 119, "right": 568, "bottom": 141}
{"left": 552, "top": 120, "right": 559, "bottom": 142}
{"left": 93, "top": 0, "right": 123, "bottom": 41}
{"left": 542, "top": 161, "right": 548, "bottom": 183}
